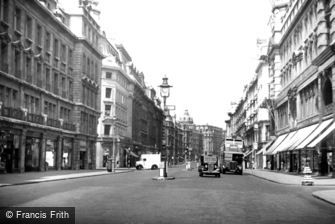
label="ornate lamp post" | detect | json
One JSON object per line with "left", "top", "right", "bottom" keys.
{"left": 159, "top": 76, "right": 172, "bottom": 177}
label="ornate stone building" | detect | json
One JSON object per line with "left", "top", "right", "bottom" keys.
{"left": 0, "top": 0, "right": 103, "bottom": 172}
{"left": 264, "top": 0, "right": 335, "bottom": 177}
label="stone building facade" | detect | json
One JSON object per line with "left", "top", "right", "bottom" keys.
{"left": 0, "top": 0, "right": 102, "bottom": 173}
{"left": 265, "top": 0, "right": 335, "bottom": 177}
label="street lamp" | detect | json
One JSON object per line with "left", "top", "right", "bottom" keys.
{"left": 159, "top": 76, "right": 172, "bottom": 177}
{"left": 108, "top": 116, "right": 117, "bottom": 173}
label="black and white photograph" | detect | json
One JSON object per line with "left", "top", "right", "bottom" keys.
{"left": 0, "top": 0, "right": 335, "bottom": 223}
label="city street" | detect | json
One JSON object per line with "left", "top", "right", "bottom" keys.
{"left": 0, "top": 167, "right": 334, "bottom": 224}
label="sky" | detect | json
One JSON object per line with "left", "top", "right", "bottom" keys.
{"left": 98, "top": 0, "right": 272, "bottom": 129}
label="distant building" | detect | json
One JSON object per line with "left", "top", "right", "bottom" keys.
{"left": 179, "top": 110, "right": 202, "bottom": 161}
{"left": 197, "top": 124, "right": 223, "bottom": 156}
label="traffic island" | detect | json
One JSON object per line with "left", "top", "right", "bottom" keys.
{"left": 152, "top": 162, "right": 175, "bottom": 181}
{"left": 152, "top": 176, "right": 175, "bottom": 181}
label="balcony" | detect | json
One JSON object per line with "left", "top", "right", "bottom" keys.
{"left": 1, "top": 106, "right": 25, "bottom": 120}
{"left": 63, "top": 121, "right": 76, "bottom": 131}
{"left": 46, "top": 117, "right": 60, "bottom": 128}
{"left": 27, "top": 112, "right": 44, "bottom": 125}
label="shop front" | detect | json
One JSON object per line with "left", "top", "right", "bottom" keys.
{"left": 0, "top": 132, "right": 20, "bottom": 173}
{"left": 62, "top": 138, "right": 73, "bottom": 169}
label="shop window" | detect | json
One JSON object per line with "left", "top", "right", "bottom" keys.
{"left": 323, "top": 78, "right": 333, "bottom": 106}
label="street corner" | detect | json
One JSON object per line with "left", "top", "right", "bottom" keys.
{"left": 312, "top": 190, "right": 335, "bottom": 206}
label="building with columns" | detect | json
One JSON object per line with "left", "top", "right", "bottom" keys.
{"left": 0, "top": 0, "right": 103, "bottom": 173}
{"left": 227, "top": 0, "right": 335, "bottom": 177}
{"left": 265, "top": 0, "right": 335, "bottom": 177}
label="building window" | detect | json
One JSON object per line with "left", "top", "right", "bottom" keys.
{"left": 53, "top": 72, "right": 58, "bottom": 94}
{"left": 36, "top": 62, "right": 42, "bottom": 86}
{"left": 61, "top": 44, "right": 66, "bottom": 62}
{"left": 68, "top": 49, "right": 73, "bottom": 67}
{"left": 1, "top": 0, "right": 9, "bottom": 22}
{"left": 323, "top": 78, "right": 333, "bottom": 106}
{"left": 105, "top": 88, "right": 112, "bottom": 98}
{"left": 53, "top": 38, "right": 59, "bottom": 58}
{"left": 45, "top": 67, "right": 50, "bottom": 91}
{"left": 25, "top": 55, "right": 32, "bottom": 82}
{"left": 0, "top": 42, "right": 8, "bottom": 72}
{"left": 45, "top": 31, "right": 50, "bottom": 51}
{"left": 25, "top": 15, "right": 33, "bottom": 39}
{"left": 106, "top": 72, "right": 112, "bottom": 79}
{"left": 105, "top": 104, "right": 111, "bottom": 116}
{"left": 14, "top": 7, "right": 21, "bottom": 32}
{"left": 36, "top": 24, "right": 42, "bottom": 46}
{"left": 104, "top": 125, "right": 111, "bottom": 136}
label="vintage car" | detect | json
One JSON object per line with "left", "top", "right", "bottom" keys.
{"left": 220, "top": 153, "right": 243, "bottom": 175}
{"left": 198, "top": 154, "right": 220, "bottom": 178}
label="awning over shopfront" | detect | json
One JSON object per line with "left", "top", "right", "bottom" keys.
{"left": 288, "top": 123, "right": 319, "bottom": 150}
{"left": 307, "top": 120, "right": 335, "bottom": 148}
{"left": 296, "top": 119, "right": 333, "bottom": 150}
{"left": 256, "top": 140, "right": 274, "bottom": 155}
{"left": 272, "top": 131, "right": 298, "bottom": 154}
{"left": 264, "top": 133, "right": 288, "bottom": 155}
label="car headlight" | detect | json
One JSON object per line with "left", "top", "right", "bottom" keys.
{"left": 205, "top": 164, "right": 208, "bottom": 168}
{"left": 214, "top": 164, "right": 217, "bottom": 169}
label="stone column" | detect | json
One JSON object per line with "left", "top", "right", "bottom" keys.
{"left": 91, "top": 141, "right": 96, "bottom": 169}
{"left": 316, "top": 0, "right": 329, "bottom": 52}
{"left": 39, "top": 134, "right": 46, "bottom": 171}
{"left": 56, "top": 136, "right": 62, "bottom": 170}
{"left": 84, "top": 140, "right": 89, "bottom": 169}
{"left": 19, "top": 129, "right": 27, "bottom": 173}
{"left": 72, "top": 138, "right": 80, "bottom": 170}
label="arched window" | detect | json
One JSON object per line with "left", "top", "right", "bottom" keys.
{"left": 323, "top": 78, "right": 333, "bottom": 105}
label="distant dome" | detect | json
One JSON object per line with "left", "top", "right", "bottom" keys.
{"left": 180, "top": 110, "right": 193, "bottom": 124}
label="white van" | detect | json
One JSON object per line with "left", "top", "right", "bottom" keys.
{"left": 136, "top": 154, "right": 161, "bottom": 170}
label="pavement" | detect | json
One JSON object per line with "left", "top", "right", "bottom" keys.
{"left": 244, "top": 169, "right": 335, "bottom": 206}
{"left": 0, "top": 168, "right": 135, "bottom": 187}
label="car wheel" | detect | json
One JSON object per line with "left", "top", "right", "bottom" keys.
{"left": 136, "top": 165, "right": 143, "bottom": 170}
{"left": 199, "top": 172, "right": 203, "bottom": 177}
{"left": 151, "top": 165, "right": 158, "bottom": 170}
{"left": 217, "top": 174, "right": 220, "bottom": 178}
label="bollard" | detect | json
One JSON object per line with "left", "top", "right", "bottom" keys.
{"left": 301, "top": 166, "right": 313, "bottom": 186}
